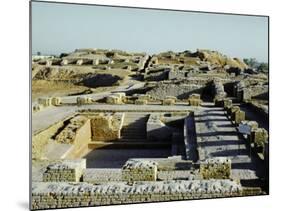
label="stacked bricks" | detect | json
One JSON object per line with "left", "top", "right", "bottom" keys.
{"left": 42, "top": 159, "right": 86, "bottom": 182}
{"left": 51, "top": 97, "right": 61, "bottom": 106}
{"left": 250, "top": 128, "right": 269, "bottom": 149}
{"left": 122, "top": 159, "right": 158, "bottom": 183}
{"left": 134, "top": 94, "right": 150, "bottom": 105}
{"left": 134, "top": 94, "right": 151, "bottom": 101}
{"left": 231, "top": 110, "right": 245, "bottom": 124}
{"left": 38, "top": 97, "right": 52, "bottom": 107}
{"left": 200, "top": 157, "right": 231, "bottom": 179}
{"left": 77, "top": 97, "right": 92, "bottom": 105}
{"left": 55, "top": 115, "right": 88, "bottom": 144}
{"left": 135, "top": 99, "right": 147, "bottom": 105}
{"left": 32, "top": 104, "right": 43, "bottom": 113}
{"left": 188, "top": 94, "right": 202, "bottom": 106}
{"left": 31, "top": 180, "right": 242, "bottom": 210}
{"left": 227, "top": 106, "right": 245, "bottom": 124}
{"left": 163, "top": 96, "right": 177, "bottom": 105}
{"left": 106, "top": 93, "right": 125, "bottom": 104}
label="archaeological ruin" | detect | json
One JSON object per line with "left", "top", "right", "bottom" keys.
{"left": 31, "top": 48, "right": 269, "bottom": 210}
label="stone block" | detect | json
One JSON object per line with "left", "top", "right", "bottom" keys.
{"left": 122, "top": 159, "right": 158, "bottom": 183}
{"left": 77, "top": 97, "right": 92, "bottom": 105}
{"left": 51, "top": 97, "right": 61, "bottom": 106}
{"left": 106, "top": 95, "right": 122, "bottom": 104}
{"left": 200, "top": 157, "right": 231, "bottom": 179}
{"left": 189, "top": 93, "right": 201, "bottom": 100}
{"left": 162, "top": 96, "right": 177, "bottom": 105}
{"left": 33, "top": 104, "right": 43, "bottom": 112}
{"left": 76, "top": 59, "right": 83, "bottom": 65}
{"left": 135, "top": 99, "right": 147, "bottom": 105}
{"left": 188, "top": 98, "right": 201, "bottom": 106}
{"left": 250, "top": 128, "right": 268, "bottom": 147}
{"left": 163, "top": 98, "right": 175, "bottom": 105}
{"left": 38, "top": 97, "right": 52, "bottom": 107}
{"left": 231, "top": 110, "right": 245, "bottom": 124}
{"left": 43, "top": 159, "right": 86, "bottom": 182}
{"left": 137, "top": 94, "right": 151, "bottom": 101}
{"left": 60, "top": 59, "right": 68, "bottom": 66}
{"left": 90, "top": 113, "right": 123, "bottom": 142}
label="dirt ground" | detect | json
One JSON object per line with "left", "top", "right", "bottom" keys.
{"left": 32, "top": 65, "right": 135, "bottom": 101}
{"left": 32, "top": 80, "right": 88, "bottom": 101}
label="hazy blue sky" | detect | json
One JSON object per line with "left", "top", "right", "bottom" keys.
{"left": 32, "top": 1, "right": 268, "bottom": 62}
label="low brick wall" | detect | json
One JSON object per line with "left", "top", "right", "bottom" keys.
{"left": 122, "top": 159, "right": 158, "bottom": 183}
{"left": 42, "top": 159, "right": 86, "bottom": 182}
{"left": 31, "top": 180, "right": 242, "bottom": 210}
{"left": 200, "top": 157, "right": 231, "bottom": 179}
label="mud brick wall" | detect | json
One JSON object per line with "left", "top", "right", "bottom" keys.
{"left": 31, "top": 180, "right": 242, "bottom": 210}
{"left": 200, "top": 157, "right": 231, "bottom": 179}
{"left": 90, "top": 113, "right": 124, "bottom": 142}
{"left": 55, "top": 115, "right": 88, "bottom": 144}
{"left": 122, "top": 159, "right": 158, "bottom": 182}
{"left": 43, "top": 159, "right": 86, "bottom": 182}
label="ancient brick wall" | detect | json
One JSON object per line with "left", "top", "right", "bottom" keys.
{"left": 122, "top": 159, "right": 158, "bottom": 183}
{"left": 90, "top": 113, "right": 124, "bottom": 142}
{"left": 42, "top": 159, "right": 86, "bottom": 182}
{"left": 31, "top": 180, "right": 242, "bottom": 210}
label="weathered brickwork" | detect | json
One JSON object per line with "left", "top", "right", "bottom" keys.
{"left": 122, "top": 159, "right": 158, "bottom": 183}
{"left": 42, "top": 159, "right": 86, "bottom": 182}
{"left": 32, "top": 180, "right": 242, "bottom": 210}
{"left": 200, "top": 157, "right": 231, "bottom": 179}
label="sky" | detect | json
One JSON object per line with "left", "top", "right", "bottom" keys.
{"left": 31, "top": 1, "right": 269, "bottom": 62}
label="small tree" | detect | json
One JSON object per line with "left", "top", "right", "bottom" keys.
{"left": 257, "top": 63, "right": 269, "bottom": 72}
{"left": 243, "top": 58, "right": 259, "bottom": 69}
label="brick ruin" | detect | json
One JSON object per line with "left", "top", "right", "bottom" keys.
{"left": 32, "top": 48, "right": 269, "bottom": 210}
